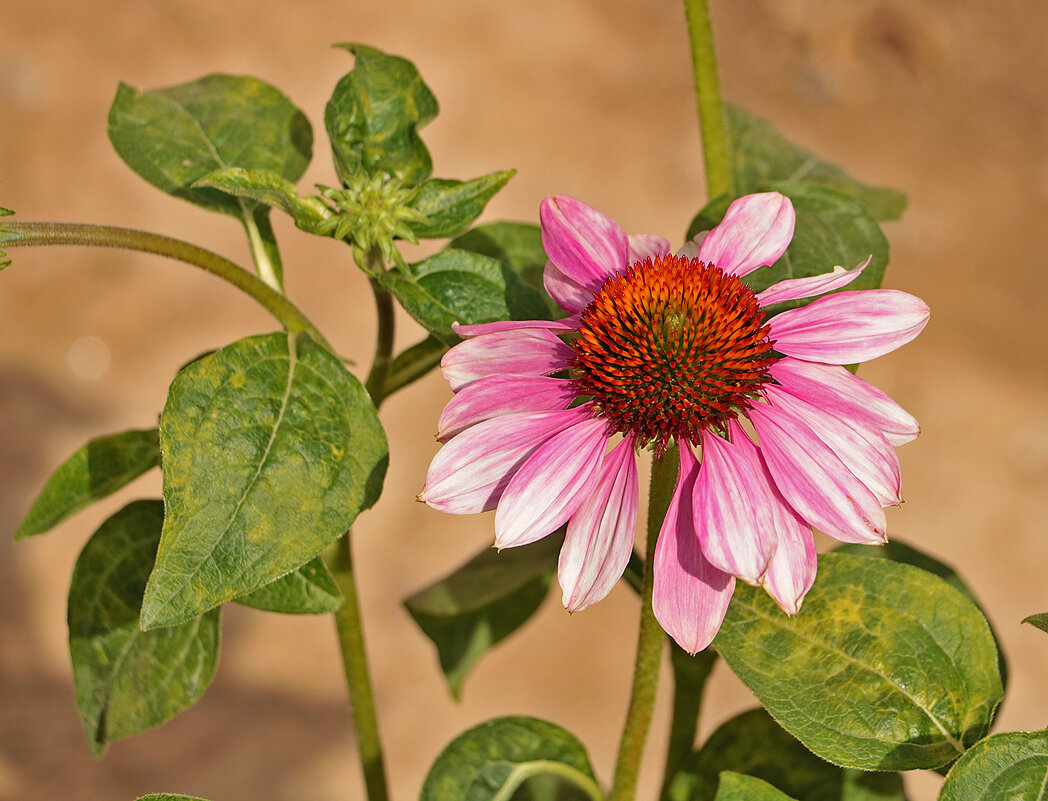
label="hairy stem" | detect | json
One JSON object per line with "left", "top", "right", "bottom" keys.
{"left": 3, "top": 221, "right": 327, "bottom": 347}
{"left": 608, "top": 448, "right": 678, "bottom": 801}
{"left": 659, "top": 646, "right": 717, "bottom": 799}
{"left": 682, "top": 0, "right": 734, "bottom": 199}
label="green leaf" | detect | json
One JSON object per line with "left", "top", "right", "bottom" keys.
{"left": 939, "top": 730, "right": 1048, "bottom": 801}
{"left": 325, "top": 44, "right": 438, "bottom": 186}
{"left": 406, "top": 170, "right": 516, "bottom": 239}
{"left": 1022, "top": 613, "right": 1048, "bottom": 634}
{"left": 387, "top": 334, "right": 448, "bottom": 396}
{"left": 136, "top": 795, "right": 212, "bottom": 801}
{"left": 68, "top": 501, "right": 220, "bottom": 756}
{"left": 15, "top": 428, "right": 161, "bottom": 540}
{"left": 687, "top": 183, "right": 889, "bottom": 308}
{"left": 406, "top": 534, "right": 560, "bottom": 698}
{"left": 420, "top": 716, "right": 602, "bottom": 801}
{"left": 450, "top": 221, "right": 562, "bottom": 319}
{"left": 714, "top": 773, "right": 799, "bottom": 801}
{"left": 0, "top": 199, "right": 12, "bottom": 270}
{"left": 232, "top": 555, "right": 343, "bottom": 614}
{"left": 141, "top": 332, "right": 387, "bottom": 629}
{"left": 714, "top": 553, "right": 1003, "bottom": 771}
{"left": 666, "top": 708, "right": 906, "bottom": 801}
{"left": 726, "top": 105, "right": 907, "bottom": 221}
{"left": 194, "top": 166, "right": 330, "bottom": 231}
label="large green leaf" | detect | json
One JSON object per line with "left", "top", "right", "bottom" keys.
{"left": 666, "top": 708, "right": 906, "bottom": 801}
{"left": 714, "top": 553, "right": 1003, "bottom": 771}
{"left": 714, "top": 773, "right": 799, "bottom": 801}
{"left": 726, "top": 105, "right": 906, "bottom": 221}
{"left": 232, "top": 555, "right": 343, "bottom": 614}
{"left": 324, "top": 44, "right": 438, "bottom": 186}
{"left": 939, "top": 730, "right": 1048, "bottom": 801}
{"left": 405, "top": 534, "right": 560, "bottom": 698}
{"left": 68, "top": 501, "right": 220, "bottom": 756}
{"left": 141, "top": 332, "right": 387, "bottom": 629}
{"left": 420, "top": 716, "right": 602, "bottom": 801}
{"left": 406, "top": 171, "right": 516, "bottom": 239}
{"left": 15, "top": 428, "right": 160, "bottom": 540}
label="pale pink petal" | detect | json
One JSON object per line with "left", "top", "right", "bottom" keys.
{"left": 698, "top": 192, "right": 795, "bottom": 278}
{"left": 452, "top": 316, "right": 579, "bottom": 338}
{"left": 441, "top": 329, "right": 574, "bottom": 392}
{"left": 761, "top": 513, "right": 817, "bottom": 616}
{"left": 559, "top": 437, "right": 639, "bottom": 611}
{"left": 494, "top": 416, "right": 610, "bottom": 548}
{"left": 677, "top": 233, "right": 705, "bottom": 260}
{"left": 628, "top": 233, "right": 672, "bottom": 264}
{"left": 769, "top": 358, "right": 919, "bottom": 446}
{"left": 764, "top": 384, "right": 902, "bottom": 506}
{"left": 755, "top": 257, "right": 871, "bottom": 307}
{"left": 652, "top": 443, "right": 736, "bottom": 654}
{"left": 768, "top": 289, "right": 930, "bottom": 364}
{"left": 694, "top": 427, "right": 777, "bottom": 583}
{"left": 747, "top": 402, "right": 887, "bottom": 544}
{"left": 437, "top": 375, "right": 578, "bottom": 441}
{"left": 420, "top": 409, "right": 588, "bottom": 514}
{"left": 540, "top": 195, "right": 629, "bottom": 292}
{"left": 543, "top": 260, "right": 596, "bottom": 315}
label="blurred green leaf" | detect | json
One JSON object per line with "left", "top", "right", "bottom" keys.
{"left": 714, "top": 773, "right": 798, "bottom": 801}
{"left": 141, "top": 332, "right": 387, "bottom": 629}
{"left": 325, "top": 44, "right": 438, "bottom": 186}
{"left": 233, "top": 555, "right": 343, "bottom": 614}
{"left": 715, "top": 553, "right": 1003, "bottom": 771}
{"left": 136, "top": 796, "right": 212, "bottom": 801}
{"left": 194, "top": 167, "right": 330, "bottom": 232}
{"left": 406, "top": 170, "right": 516, "bottom": 239}
{"left": 387, "top": 334, "right": 448, "bottom": 396}
{"left": 1022, "top": 613, "right": 1048, "bottom": 634}
{"left": 406, "top": 534, "right": 561, "bottom": 698}
{"left": 420, "top": 716, "right": 602, "bottom": 801}
{"left": 0, "top": 199, "right": 12, "bottom": 270}
{"left": 15, "top": 428, "right": 160, "bottom": 540}
{"left": 69, "top": 501, "right": 220, "bottom": 756}
{"left": 939, "top": 729, "right": 1048, "bottom": 801}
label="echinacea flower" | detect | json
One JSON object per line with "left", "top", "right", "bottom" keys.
{"left": 420, "top": 192, "right": 928, "bottom": 653}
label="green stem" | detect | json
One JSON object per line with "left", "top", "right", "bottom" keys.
{"left": 659, "top": 646, "right": 717, "bottom": 799}
{"left": 3, "top": 220, "right": 328, "bottom": 348}
{"left": 329, "top": 532, "right": 391, "bottom": 801}
{"left": 608, "top": 448, "right": 678, "bottom": 801}
{"left": 364, "top": 248, "right": 395, "bottom": 408}
{"left": 682, "top": 0, "right": 734, "bottom": 199}
{"left": 242, "top": 206, "right": 285, "bottom": 293}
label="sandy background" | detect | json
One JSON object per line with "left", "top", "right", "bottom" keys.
{"left": 1, "top": 1, "right": 1046, "bottom": 799}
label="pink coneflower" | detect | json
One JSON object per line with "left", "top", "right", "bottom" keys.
{"left": 420, "top": 192, "right": 928, "bottom": 653}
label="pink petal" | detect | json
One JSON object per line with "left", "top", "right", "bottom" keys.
{"left": 694, "top": 427, "right": 777, "bottom": 583}
{"left": 540, "top": 195, "right": 629, "bottom": 292}
{"left": 747, "top": 402, "right": 887, "bottom": 544}
{"left": 452, "top": 317, "right": 579, "bottom": 337}
{"left": 755, "top": 257, "right": 871, "bottom": 307}
{"left": 764, "top": 384, "right": 902, "bottom": 506}
{"left": 628, "top": 233, "right": 672, "bottom": 264}
{"left": 494, "top": 416, "right": 610, "bottom": 548}
{"left": 769, "top": 358, "right": 919, "bottom": 446}
{"left": 677, "top": 234, "right": 705, "bottom": 260}
{"left": 698, "top": 192, "right": 795, "bottom": 278}
{"left": 441, "top": 328, "right": 574, "bottom": 392}
{"left": 559, "top": 437, "right": 639, "bottom": 611}
{"left": 421, "top": 409, "right": 587, "bottom": 514}
{"left": 761, "top": 512, "right": 817, "bottom": 616}
{"left": 543, "top": 260, "right": 596, "bottom": 315}
{"left": 437, "top": 375, "right": 578, "bottom": 441}
{"left": 652, "top": 443, "right": 736, "bottom": 654}
{"left": 768, "top": 289, "right": 930, "bottom": 364}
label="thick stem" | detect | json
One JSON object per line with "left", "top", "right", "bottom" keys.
{"left": 329, "top": 532, "right": 391, "bottom": 801}
{"left": 364, "top": 248, "right": 396, "bottom": 408}
{"left": 682, "top": 0, "right": 734, "bottom": 199}
{"left": 242, "top": 206, "right": 285, "bottom": 293}
{"left": 659, "top": 646, "right": 717, "bottom": 799}
{"left": 3, "top": 221, "right": 328, "bottom": 347}
{"left": 608, "top": 448, "right": 678, "bottom": 801}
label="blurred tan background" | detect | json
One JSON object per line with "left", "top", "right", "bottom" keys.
{"left": 1, "top": 1, "right": 1046, "bottom": 799}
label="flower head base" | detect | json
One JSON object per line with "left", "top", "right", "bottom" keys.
{"left": 422, "top": 191, "right": 929, "bottom": 654}
{"left": 572, "top": 253, "right": 775, "bottom": 451}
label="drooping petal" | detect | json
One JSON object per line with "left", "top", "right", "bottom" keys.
{"left": 677, "top": 232, "right": 706, "bottom": 260}
{"left": 768, "top": 289, "right": 930, "bottom": 364}
{"left": 420, "top": 409, "right": 588, "bottom": 514}
{"left": 747, "top": 402, "right": 887, "bottom": 544}
{"left": 437, "top": 374, "right": 578, "bottom": 441}
{"left": 628, "top": 233, "right": 672, "bottom": 263}
{"left": 559, "top": 437, "right": 639, "bottom": 611}
{"left": 764, "top": 384, "right": 902, "bottom": 506}
{"left": 761, "top": 511, "right": 817, "bottom": 616}
{"left": 441, "top": 328, "right": 574, "bottom": 392}
{"left": 452, "top": 316, "right": 579, "bottom": 338}
{"left": 540, "top": 195, "right": 629, "bottom": 292}
{"left": 698, "top": 192, "right": 795, "bottom": 278}
{"left": 755, "top": 257, "right": 871, "bottom": 307}
{"left": 652, "top": 443, "right": 736, "bottom": 654}
{"left": 694, "top": 427, "right": 777, "bottom": 583}
{"left": 544, "top": 260, "right": 596, "bottom": 315}
{"left": 494, "top": 416, "right": 610, "bottom": 549}
{"left": 769, "top": 357, "right": 920, "bottom": 446}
